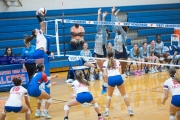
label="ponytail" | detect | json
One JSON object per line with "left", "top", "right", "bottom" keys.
{"left": 24, "top": 35, "right": 35, "bottom": 43}
{"left": 169, "top": 67, "right": 180, "bottom": 83}
{"left": 75, "top": 70, "right": 90, "bottom": 86}
{"left": 107, "top": 57, "right": 115, "bottom": 69}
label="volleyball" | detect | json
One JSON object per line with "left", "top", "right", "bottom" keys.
{"left": 38, "top": 7, "right": 47, "bottom": 15}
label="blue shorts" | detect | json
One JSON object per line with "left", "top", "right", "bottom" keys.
{"left": 5, "top": 106, "right": 22, "bottom": 113}
{"left": 108, "top": 75, "right": 124, "bottom": 87}
{"left": 171, "top": 95, "right": 180, "bottom": 107}
{"left": 33, "top": 49, "right": 44, "bottom": 59}
{"left": 28, "top": 85, "right": 41, "bottom": 97}
{"left": 76, "top": 92, "right": 93, "bottom": 104}
{"left": 94, "top": 53, "right": 104, "bottom": 58}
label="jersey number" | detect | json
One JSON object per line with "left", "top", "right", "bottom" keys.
{"left": 12, "top": 87, "right": 20, "bottom": 91}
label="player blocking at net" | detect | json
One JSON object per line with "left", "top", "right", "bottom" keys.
{"left": 24, "top": 8, "right": 54, "bottom": 64}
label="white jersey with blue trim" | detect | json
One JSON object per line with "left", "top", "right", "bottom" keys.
{"left": 72, "top": 80, "right": 89, "bottom": 95}
{"left": 103, "top": 60, "right": 120, "bottom": 77}
{"left": 36, "top": 29, "right": 47, "bottom": 51}
{"left": 164, "top": 77, "right": 180, "bottom": 96}
{"left": 5, "top": 86, "right": 28, "bottom": 107}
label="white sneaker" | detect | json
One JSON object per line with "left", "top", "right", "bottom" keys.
{"left": 128, "top": 110, "right": 134, "bottom": 116}
{"left": 89, "top": 75, "right": 95, "bottom": 81}
{"left": 43, "top": 110, "right": 52, "bottom": 119}
{"left": 160, "top": 66, "right": 165, "bottom": 72}
{"left": 40, "top": 112, "right": 45, "bottom": 117}
{"left": 148, "top": 69, "right": 153, "bottom": 74}
{"left": 104, "top": 111, "right": 109, "bottom": 116}
{"left": 142, "top": 69, "right": 145, "bottom": 74}
{"left": 35, "top": 110, "right": 41, "bottom": 117}
{"left": 151, "top": 69, "right": 155, "bottom": 74}
{"left": 154, "top": 66, "right": 159, "bottom": 73}
{"left": 65, "top": 79, "right": 73, "bottom": 83}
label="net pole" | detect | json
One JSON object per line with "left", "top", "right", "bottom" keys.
{"left": 62, "top": 2, "right": 66, "bottom": 56}
{"left": 55, "top": 19, "right": 60, "bottom": 56}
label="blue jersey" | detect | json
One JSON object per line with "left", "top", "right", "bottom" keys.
{"left": 29, "top": 72, "right": 49, "bottom": 87}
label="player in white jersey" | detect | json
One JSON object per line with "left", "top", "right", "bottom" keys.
{"left": 103, "top": 51, "right": 134, "bottom": 116}
{"left": 24, "top": 9, "right": 54, "bottom": 64}
{"left": 63, "top": 70, "right": 103, "bottom": 120}
{"left": 162, "top": 68, "right": 180, "bottom": 120}
{"left": 0, "top": 77, "right": 32, "bottom": 120}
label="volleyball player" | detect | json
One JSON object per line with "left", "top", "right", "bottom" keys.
{"left": 24, "top": 9, "right": 54, "bottom": 64}
{"left": 162, "top": 68, "right": 180, "bottom": 120}
{"left": 111, "top": 6, "right": 129, "bottom": 77}
{"left": 147, "top": 40, "right": 159, "bottom": 73}
{"left": 64, "top": 70, "right": 103, "bottom": 120}
{"left": 0, "top": 78, "right": 32, "bottom": 120}
{"left": 28, "top": 63, "right": 56, "bottom": 119}
{"left": 94, "top": 8, "right": 109, "bottom": 94}
{"left": 80, "top": 43, "right": 96, "bottom": 81}
{"left": 103, "top": 51, "right": 134, "bottom": 116}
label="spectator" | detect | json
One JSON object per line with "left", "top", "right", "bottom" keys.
{"left": 147, "top": 40, "right": 159, "bottom": 73}
{"left": 4, "top": 47, "right": 14, "bottom": 56}
{"left": 80, "top": 43, "right": 95, "bottom": 81}
{"left": 127, "top": 43, "right": 144, "bottom": 76}
{"left": 70, "top": 23, "right": 85, "bottom": 49}
{"left": 106, "top": 42, "right": 115, "bottom": 55}
{"left": 111, "top": 6, "right": 128, "bottom": 77}
{"left": 139, "top": 42, "right": 148, "bottom": 74}
{"left": 22, "top": 40, "right": 36, "bottom": 81}
{"left": 154, "top": 34, "right": 171, "bottom": 71}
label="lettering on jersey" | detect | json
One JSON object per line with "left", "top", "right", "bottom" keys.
{"left": 77, "top": 83, "right": 87, "bottom": 88}
{"left": 172, "top": 80, "right": 180, "bottom": 89}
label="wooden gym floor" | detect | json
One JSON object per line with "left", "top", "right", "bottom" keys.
{"left": 0, "top": 71, "right": 174, "bottom": 120}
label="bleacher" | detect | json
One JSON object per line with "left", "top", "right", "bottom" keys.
{"left": 0, "top": 3, "right": 180, "bottom": 71}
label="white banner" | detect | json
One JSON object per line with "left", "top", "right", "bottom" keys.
{"left": 57, "top": 19, "right": 180, "bottom": 28}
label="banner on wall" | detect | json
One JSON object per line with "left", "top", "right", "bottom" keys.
{"left": 0, "top": 68, "right": 29, "bottom": 91}
{"left": 0, "top": 56, "right": 35, "bottom": 65}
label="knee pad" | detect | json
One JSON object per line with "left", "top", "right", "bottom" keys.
{"left": 122, "top": 94, "right": 128, "bottom": 99}
{"left": 46, "top": 98, "right": 52, "bottom": 103}
{"left": 64, "top": 105, "right": 69, "bottom": 110}
{"left": 176, "top": 111, "right": 180, "bottom": 115}
{"left": 93, "top": 102, "right": 99, "bottom": 108}
{"left": 107, "top": 96, "right": 112, "bottom": 99}
{"left": 90, "top": 67, "right": 95, "bottom": 73}
{"left": 26, "top": 109, "right": 30, "bottom": 114}
{"left": 2, "top": 109, "right": 6, "bottom": 115}
{"left": 38, "top": 99, "right": 43, "bottom": 103}
{"left": 170, "top": 115, "right": 176, "bottom": 120}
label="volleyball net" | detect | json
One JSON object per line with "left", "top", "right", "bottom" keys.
{"left": 44, "top": 17, "right": 180, "bottom": 68}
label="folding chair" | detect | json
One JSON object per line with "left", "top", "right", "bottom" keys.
{"left": 67, "top": 56, "right": 90, "bottom": 80}
{"left": 169, "top": 34, "right": 180, "bottom": 65}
